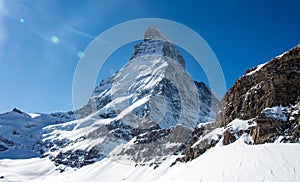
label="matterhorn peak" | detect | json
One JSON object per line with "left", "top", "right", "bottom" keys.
{"left": 131, "top": 26, "right": 185, "bottom": 67}
{"left": 144, "top": 26, "right": 169, "bottom": 41}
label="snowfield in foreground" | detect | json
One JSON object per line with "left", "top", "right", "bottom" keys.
{"left": 1, "top": 140, "right": 299, "bottom": 182}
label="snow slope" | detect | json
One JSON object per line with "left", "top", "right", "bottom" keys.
{"left": 0, "top": 140, "right": 299, "bottom": 182}
{"left": 165, "top": 140, "right": 300, "bottom": 182}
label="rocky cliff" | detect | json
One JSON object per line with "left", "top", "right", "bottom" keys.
{"left": 216, "top": 45, "right": 300, "bottom": 127}
{"left": 177, "top": 44, "right": 300, "bottom": 162}
{"left": 216, "top": 44, "right": 300, "bottom": 144}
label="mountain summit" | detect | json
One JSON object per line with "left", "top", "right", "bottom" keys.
{"left": 131, "top": 26, "right": 185, "bottom": 67}
{"left": 144, "top": 26, "right": 169, "bottom": 41}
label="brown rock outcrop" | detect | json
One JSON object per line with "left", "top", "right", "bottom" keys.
{"left": 177, "top": 44, "right": 300, "bottom": 163}
{"left": 216, "top": 44, "right": 300, "bottom": 127}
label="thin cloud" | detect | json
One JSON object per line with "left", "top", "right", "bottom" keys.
{"left": 67, "top": 26, "right": 112, "bottom": 46}
{"left": 34, "top": 30, "right": 51, "bottom": 42}
{"left": 68, "top": 27, "right": 95, "bottom": 39}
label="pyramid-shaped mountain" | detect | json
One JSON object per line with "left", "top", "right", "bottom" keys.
{"left": 42, "top": 26, "right": 221, "bottom": 167}
{"left": 0, "top": 27, "right": 220, "bottom": 168}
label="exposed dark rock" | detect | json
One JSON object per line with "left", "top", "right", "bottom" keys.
{"left": 222, "top": 130, "right": 236, "bottom": 145}
{"left": 250, "top": 102, "right": 300, "bottom": 144}
{"left": 0, "top": 144, "right": 8, "bottom": 151}
{"left": 216, "top": 45, "right": 300, "bottom": 127}
{"left": 53, "top": 148, "right": 105, "bottom": 168}
{"left": 12, "top": 108, "right": 24, "bottom": 114}
{"left": 120, "top": 125, "right": 192, "bottom": 163}
{"left": 174, "top": 122, "right": 216, "bottom": 163}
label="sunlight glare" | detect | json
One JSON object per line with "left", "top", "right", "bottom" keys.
{"left": 50, "top": 35, "right": 60, "bottom": 44}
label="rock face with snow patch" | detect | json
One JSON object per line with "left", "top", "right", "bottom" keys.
{"left": 216, "top": 45, "right": 300, "bottom": 127}
{"left": 177, "top": 44, "right": 300, "bottom": 162}
{"left": 215, "top": 44, "right": 300, "bottom": 144}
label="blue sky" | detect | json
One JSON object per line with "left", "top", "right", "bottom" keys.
{"left": 0, "top": 0, "right": 299, "bottom": 113}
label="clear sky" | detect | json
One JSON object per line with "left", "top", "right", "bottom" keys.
{"left": 0, "top": 0, "right": 299, "bottom": 113}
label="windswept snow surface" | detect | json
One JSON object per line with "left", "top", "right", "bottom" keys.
{"left": 0, "top": 141, "right": 299, "bottom": 182}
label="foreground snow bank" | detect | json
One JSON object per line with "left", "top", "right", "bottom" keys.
{"left": 165, "top": 140, "right": 300, "bottom": 182}
{"left": 1, "top": 141, "right": 299, "bottom": 182}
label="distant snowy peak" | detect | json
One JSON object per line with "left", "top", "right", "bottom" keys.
{"left": 0, "top": 108, "right": 74, "bottom": 159}
{"left": 10, "top": 108, "right": 31, "bottom": 118}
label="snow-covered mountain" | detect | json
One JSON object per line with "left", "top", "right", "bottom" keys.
{"left": 42, "top": 26, "right": 220, "bottom": 168}
{"left": 0, "top": 108, "right": 74, "bottom": 159}
{"left": 0, "top": 27, "right": 299, "bottom": 182}
{"left": 0, "top": 27, "right": 220, "bottom": 168}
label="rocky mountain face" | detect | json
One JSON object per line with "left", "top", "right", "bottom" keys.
{"left": 177, "top": 44, "right": 300, "bottom": 162}
{"left": 216, "top": 45, "right": 300, "bottom": 127}
{"left": 0, "top": 27, "right": 220, "bottom": 168}
{"left": 216, "top": 44, "right": 300, "bottom": 144}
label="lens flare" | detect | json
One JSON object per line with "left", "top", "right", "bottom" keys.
{"left": 77, "top": 51, "right": 84, "bottom": 58}
{"left": 50, "top": 36, "right": 60, "bottom": 44}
